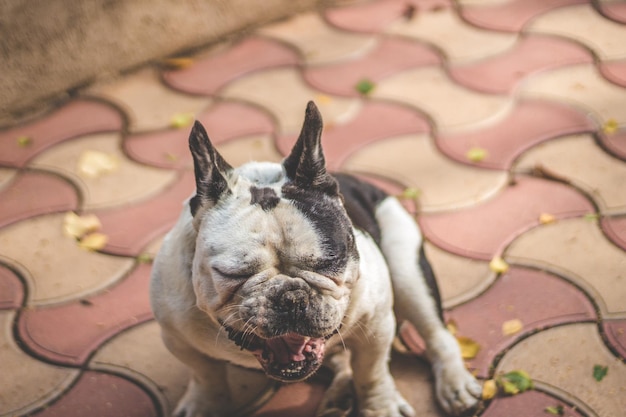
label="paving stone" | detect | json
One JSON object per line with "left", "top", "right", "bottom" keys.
{"left": 371, "top": 67, "right": 512, "bottom": 131}
{"left": 0, "top": 213, "right": 134, "bottom": 306}
{"left": 87, "top": 67, "right": 212, "bottom": 132}
{"left": 481, "top": 389, "right": 584, "bottom": 417}
{"left": 603, "top": 319, "right": 626, "bottom": 360}
{"left": 258, "top": 12, "right": 377, "bottom": 65}
{"left": 601, "top": 215, "right": 626, "bottom": 251}
{"left": 419, "top": 176, "right": 592, "bottom": 259}
{"left": 437, "top": 99, "right": 595, "bottom": 170}
{"left": 599, "top": 0, "right": 626, "bottom": 23}
{"left": 506, "top": 218, "right": 626, "bottom": 318}
{"left": 303, "top": 37, "right": 440, "bottom": 97}
{"left": 18, "top": 263, "right": 152, "bottom": 366}
{"left": 31, "top": 371, "right": 158, "bottom": 417}
{"left": 217, "top": 134, "right": 283, "bottom": 167}
{"left": 515, "top": 134, "right": 626, "bottom": 214}
{"left": 449, "top": 35, "right": 592, "bottom": 95}
{"left": 528, "top": 3, "right": 626, "bottom": 60}
{"left": 343, "top": 134, "right": 508, "bottom": 212}
{"left": 600, "top": 59, "right": 626, "bottom": 88}
{"left": 385, "top": 6, "right": 517, "bottom": 63}
{"left": 0, "top": 171, "right": 78, "bottom": 228}
{"left": 446, "top": 266, "right": 596, "bottom": 377}
{"left": 277, "top": 101, "right": 431, "bottom": 170}
{"left": 30, "top": 132, "right": 176, "bottom": 210}
{"left": 124, "top": 101, "right": 275, "bottom": 170}
{"left": 459, "top": 0, "right": 587, "bottom": 32}
{"left": 220, "top": 67, "right": 360, "bottom": 134}
{"left": 496, "top": 323, "right": 626, "bottom": 417}
{"left": 0, "top": 167, "right": 17, "bottom": 190}
{"left": 599, "top": 129, "right": 626, "bottom": 160}
{"left": 0, "top": 264, "right": 24, "bottom": 310}
{"left": 0, "top": 311, "right": 79, "bottom": 416}
{"left": 163, "top": 37, "right": 299, "bottom": 96}
{"left": 0, "top": 99, "right": 122, "bottom": 168}
{"left": 251, "top": 379, "right": 326, "bottom": 417}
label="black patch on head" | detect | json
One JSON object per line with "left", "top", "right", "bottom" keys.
{"left": 250, "top": 186, "right": 280, "bottom": 211}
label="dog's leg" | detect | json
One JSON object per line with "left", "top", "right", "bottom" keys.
{"left": 375, "top": 197, "right": 482, "bottom": 415}
{"left": 316, "top": 347, "right": 354, "bottom": 417}
{"left": 161, "top": 330, "right": 233, "bottom": 417}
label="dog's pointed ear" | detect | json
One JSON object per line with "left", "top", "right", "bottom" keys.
{"left": 188, "top": 121, "right": 233, "bottom": 217}
{"left": 283, "top": 101, "right": 338, "bottom": 195}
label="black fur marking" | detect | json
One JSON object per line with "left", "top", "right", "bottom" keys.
{"left": 250, "top": 186, "right": 280, "bottom": 211}
{"left": 419, "top": 244, "right": 444, "bottom": 322}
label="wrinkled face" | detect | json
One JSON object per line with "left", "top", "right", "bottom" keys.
{"left": 192, "top": 167, "right": 359, "bottom": 382}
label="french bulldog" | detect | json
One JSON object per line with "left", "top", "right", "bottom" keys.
{"left": 150, "top": 101, "right": 482, "bottom": 417}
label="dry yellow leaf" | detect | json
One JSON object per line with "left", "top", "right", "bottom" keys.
{"left": 78, "top": 233, "right": 109, "bottom": 251}
{"left": 539, "top": 213, "right": 556, "bottom": 224}
{"left": 446, "top": 319, "right": 458, "bottom": 336}
{"left": 63, "top": 212, "right": 102, "bottom": 239}
{"left": 482, "top": 379, "right": 497, "bottom": 400}
{"left": 170, "top": 113, "right": 195, "bottom": 128}
{"left": 489, "top": 256, "right": 509, "bottom": 274}
{"left": 602, "top": 118, "right": 619, "bottom": 135}
{"left": 466, "top": 147, "right": 488, "bottom": 162}
{"left": 502, "top": 319, "right": 524, "bottom": 336}
{"left": 456, "top": 336, "right": 480, "bottom": 359}
{"left": 162, "top": 57, "right": 194, "bottom": 70}
{"left": 78, "top": 150, "right": 119, "bottom": 178}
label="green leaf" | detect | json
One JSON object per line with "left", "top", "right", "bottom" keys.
{"left": 355, "top": 79, "right": 376, "bottom": 95}
{"left": 545, "top": 405, "right": 564, "bottom": 415}
{"left": 498, "top": 370, "right": 533, "bottom": 395}
{"left": 17, "top": 135, "right": 32, "bottom": 147}
{"left": 593, "top": 364, "right": 608, "bottom": 381}
{"left": 466, "top": 147, "right": 488, "bottom": 162}
{"left": 398, "top": 187, "right": 421, "bottom": 200}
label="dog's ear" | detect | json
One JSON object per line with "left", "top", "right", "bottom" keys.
{"left": 283, "top": 101, "right": 338, "bottom": 195}
{"left": 188, "top": 121, "right": 234, "bottom": 217}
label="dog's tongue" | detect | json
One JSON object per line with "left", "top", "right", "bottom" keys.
{"left": 266, "top": 334, "right": 321, "bottom": 364}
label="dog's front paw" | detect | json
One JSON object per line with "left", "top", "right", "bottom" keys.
{"left": 173, "top": 379, "right": 231, "bottom": 417}
{"left": 358, "top": 390, "right": 415, "bottom": 417}
{"left": 433, "top": 361, "right": 482, "bottom": 416}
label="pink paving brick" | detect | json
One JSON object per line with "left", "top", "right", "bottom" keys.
{"left": 0, "top": 264, "right": 24, "bottom": 309}
{"left": 17, "top": 263, "right": 153, "bottom": 366}
{"left": 601, "top": 215, "right": 626, "bottom": 252}
{"left": 448, "top": 35, "right": 592, "bottom": 95}
{"left": 603, "top": 319, "right": 626, "bottom": 359}
{"left": 600, "top": 1, "right": 626, "bottom": 23}
{"left": 32, "top": 371, "right": 157, "bottom": 417}
{"left": 598, "top": 129, "right": 626, "bottom": 160}
{"left": 162, "top": 37, "right": 299, "bottom": 96}
{"left": 481, "top": 389, "right": 584, "bottom": 417}
{"left": 599, "top": 59, "right": 626, "bottom": 88}
{"left": 304, "top": 37, "right": 440, "bottom": 97}
{"left": 124, "top": 101, "right": 275, "bottom": 169}
{"left": 277, "top": 101, "right": 431, "bottom": 170}
{"left": 436, "top": 99, "right": 595, "bottom": 170}
{"left": 0, "top": 99, "right": 122, "bottom": 168}
{"left": 0, "top": 171, "right": 78, "bottom": 228}
{"left": 419, "top": 176, "right": 594, "bottom": 260}
{"left": 460, "top": 0, "right": 587, "bottom": 32}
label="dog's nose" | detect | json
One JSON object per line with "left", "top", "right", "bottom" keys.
{"left": 280, "top": 289, "right": 309, "bottom": 316}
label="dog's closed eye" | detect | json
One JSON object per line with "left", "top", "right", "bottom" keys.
{"left": 211, "top": 267, "right": 253, "bottom": 280}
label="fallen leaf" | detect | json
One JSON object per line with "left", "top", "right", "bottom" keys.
{"left": 170, "top": 112, "right": 195, "bottom": 128}
{"left": 539, "top": 213, "right": 556, "bottom": 224}
{"left": 164, "top": 152, "right": 179, "bottom": 162}
{"left": 499, "top": 370, "right": 533, "bottom": 395}
{"left": 502, "top": 319, "right": 524, "bottom": 336}
{"left": 489, "top": 256, "right": 509, "bottom": 274}
{"left": 446, "top": 319, "right": 458, "bottom": 336}
{"left": 355, "top": 79, "right": 376, "bottom": 95}
{"left": 397, "top": 187, "right": 421, "bottom": 200}
{"left": 78, "top": 232, "right": 109, "bottom": 251}
{"left": 17, "top": 135, "right": 33, "bottom": 147}
{"left": 481, "top": 379, "right": 497, "bottom": 400}
{"left": 315, "top": 94, "right": 333, "bottom": 105}
{"left": 136, "top": 253, "right": 154, "bottom": 264}
{"left": 545, "top": 405, "right": 564, "bottom": 415}
{"left": 584, "top": 213, "right": 599, "bottom": 222}
{"left": 466, "top": 147, "right": 488, "bottom": 163}
{"left": 456, "top": 336, "right": 480, "bottom": 360}
{"left": 78, "top": 150, "right": 119, "bottom": 178}
{"left": 602, "top": 118, "right": 619, "bottom": 135}
{"left": 593, "top": 364, "right": 608, "bottom": 381}
{"left": 500, "top": 379, "right": 520, "bottom": 395}
{"left": 63, "top": 212, "right": 102, "bottom": 239}
{"left": 161, "top": 57, "right": 194, "bottom": 70}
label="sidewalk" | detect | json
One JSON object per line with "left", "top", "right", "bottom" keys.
{"left": 1, "top": 0, "right": 625, "bottom": 416}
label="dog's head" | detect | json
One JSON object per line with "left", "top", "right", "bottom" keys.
{"left": 187, "top": 102, "right": 359, "bottom": 382}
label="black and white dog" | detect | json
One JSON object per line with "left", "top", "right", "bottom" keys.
{"left": 150, "top": 102, "right": 481, "bottom": 417}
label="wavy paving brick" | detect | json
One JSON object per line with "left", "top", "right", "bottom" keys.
{"left": 87, "top": 68, "right": 212, "bottom": 132}
{"left": 217, "top": 134, "right": 283, "bottom": 167}
{"left": 521, "top": 64, "right": 626, "bottom": 126}
{"left": 0, "top": 167, "right": 16, "bottom": 190}
{"left": 419, "top": 176, "right": 593, "bottom": 260}
{"left": 344, "top": 134, "right": 508, "bottom": 212}
{"left": 0, "top": 99, "right": 122, "bottom": 168}
{"left": 603, "top": 319, "right": 626, "bottom": 359}
{"left": 277, "top": 101, "right": 431, "bottom": 170}
{"left": 163, "top": 37, "right": 299, "bottom": 96}
{"left": 303, "top": 37, "right": 440, "bottom": 97}
{"left": 258, "top": 12, "right": 377, "bottom": 64}
{"left": 599, "top": 129, "right": 626, "bottom": 160}
{"left": 496, "top": 324, "right": 626, "bottom": 417}
{"left": 0, "top": 311, "right": 79, "bottom": 417}
{"left": 602, "top": 215, "right": 626, "bottom": 251}
{"left": 385, "top": 6, "right": 517, "bottom": 63}
{"left": 445, "top": 267, "right": 596, "bottom": 377}
{"left": 437, "top": 99, "right": 595, "bottom": 170}
{"left": 30, "top": 132, "right": 176, "bottom": 210}
{"left": 515, "top": 134, "right": 626, "bottom": 214}
{"left": 459, "top": 0, "right": 587, "bottom": 32}
{"left": 528, "top": 3, "right": 626, "bottom": 60}
{"left": 507, "top": 218, "right": 626, "bottom": 318}
{"left": 600, "top": 0, "right": 626, "bottom": 23}
{"left": 124, "top": 100, "right": 275, "bottom": 170}
{"left": 449, "top": 35, "right": 592, "bottom": 95}
{"left": 0, "top": 171, "right": 78, "bottom": 228}
{"left": 220, "top": 67, "right": 360, "bottom": 134}
{"left": 0, "top": 264, "right": 24, "bottom": 309}
{"left": 371, "top": 67, "right": 512, "bottom": 130}
{"left": 0, "top": 213, "right": 134, "bottom": 306}
{"left": 18, "top": 263, "right": 152, "bottom": 366}
{"left": 600, "top": 59, "right": 626, "bottom": 88}
{"left": 31, "top": 371, "right": 158, "bottom": 417}
{"left": 481, "top": 390, "right": 584, "bottom": 417}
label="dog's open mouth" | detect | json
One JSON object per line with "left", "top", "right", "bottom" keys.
{"left": 223, "top": 324, "right": 328, "bottom": 382}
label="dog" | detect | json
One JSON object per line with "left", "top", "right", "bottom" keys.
{"left": 150, "top": 101, "right": 482, "bottom": 417}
